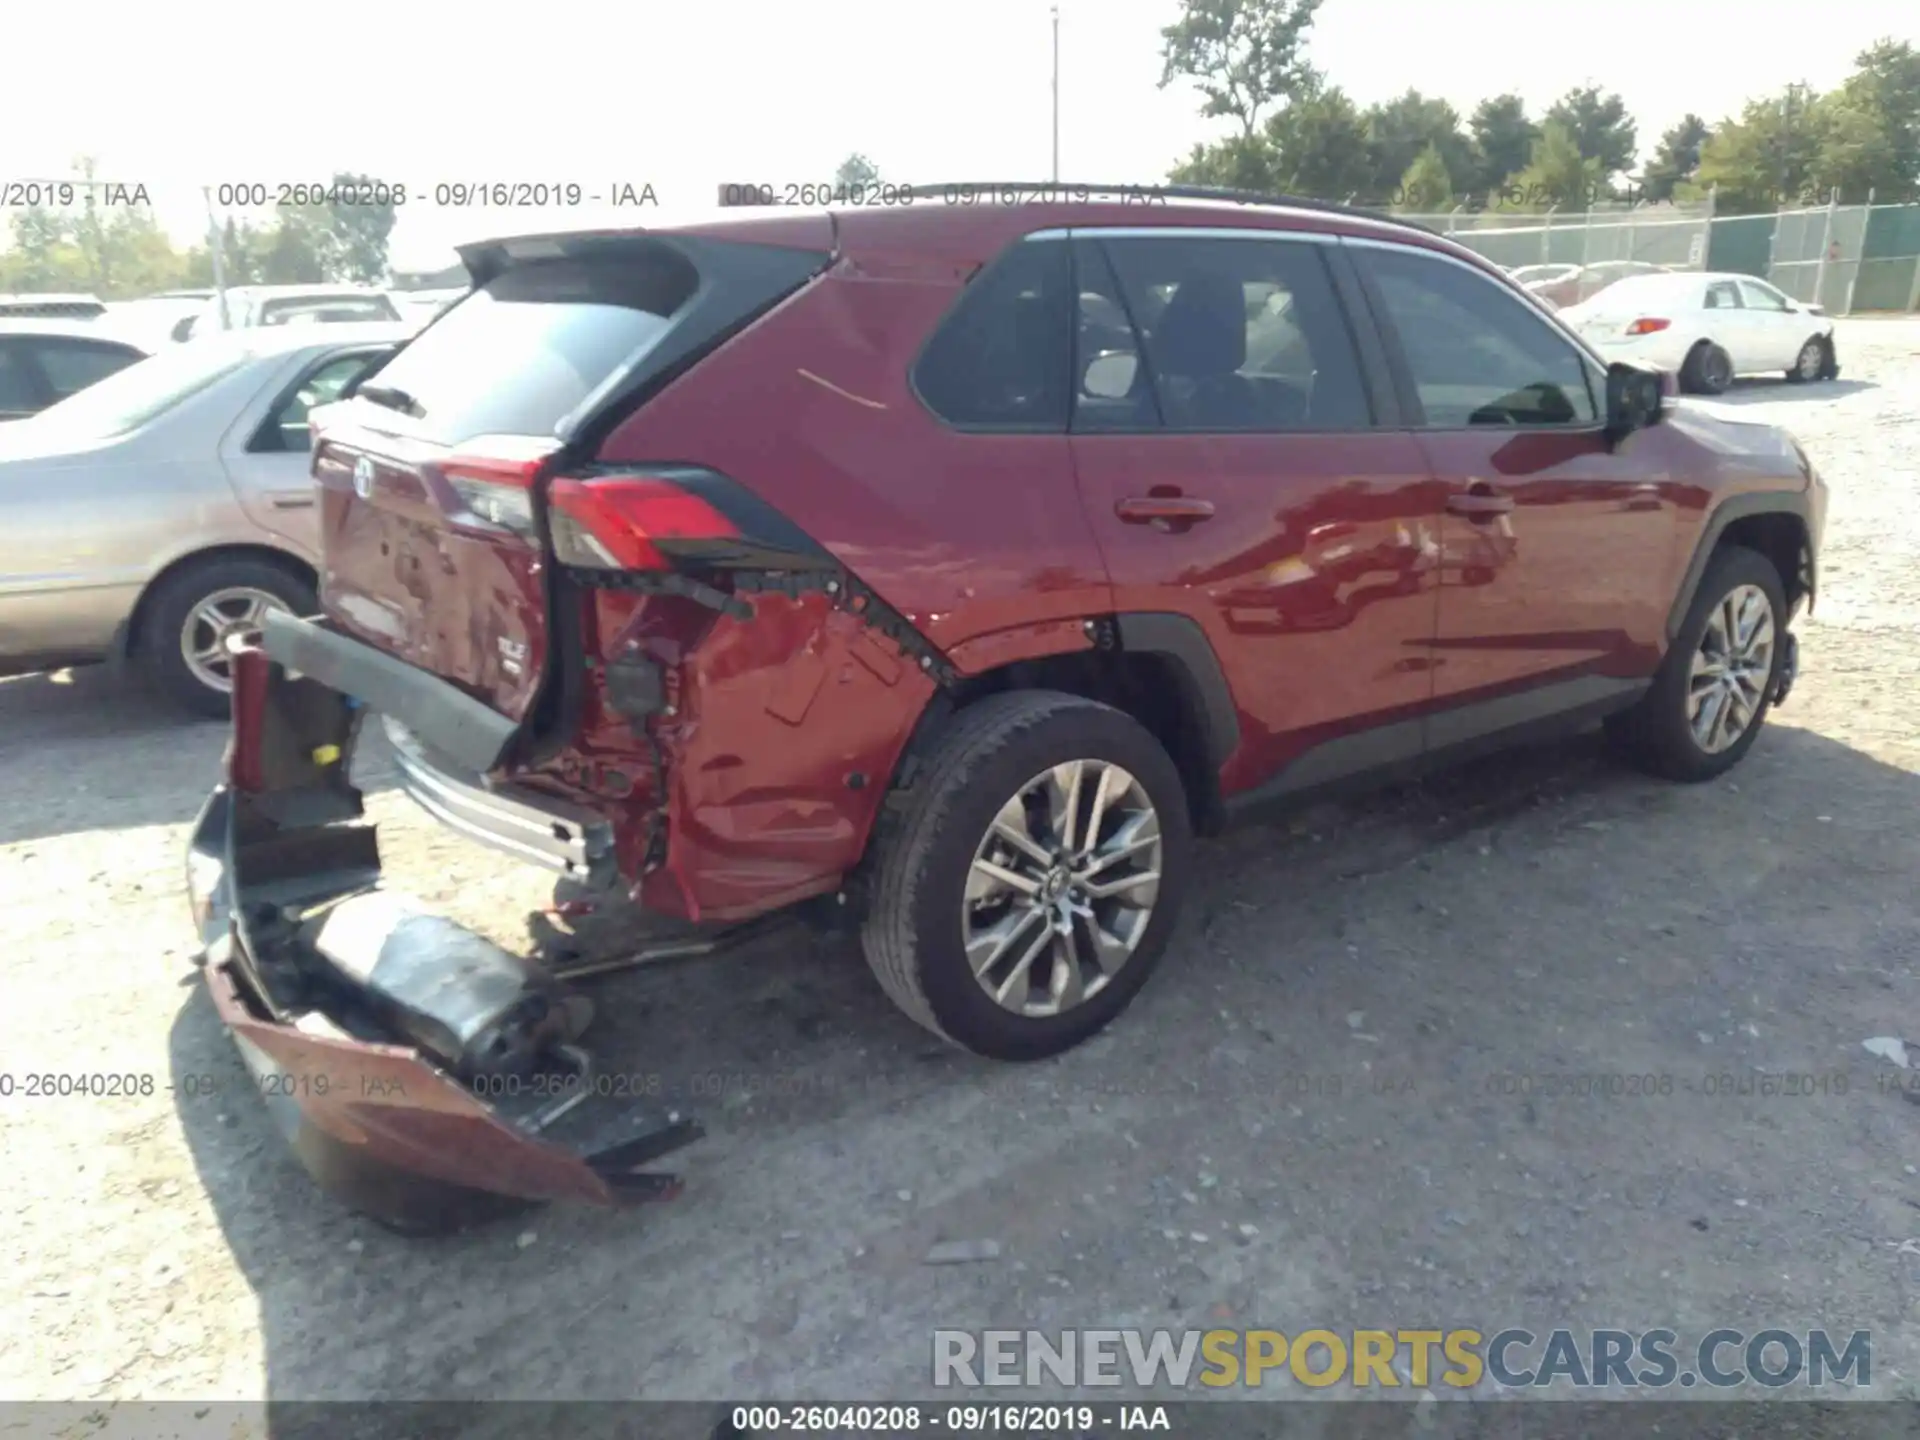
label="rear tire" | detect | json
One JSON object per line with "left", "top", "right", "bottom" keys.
{"left": 1679, "top": 341, "right": 1733, "bottom": 396}
{"left": 861, "top": 690, "right": 1191, "bottom": 1061}
{"left": 1606, "top": 545, "right": 1786, "bottom": 783}
{"left": 139, "top": 555, "right": 316, "bottom": 719}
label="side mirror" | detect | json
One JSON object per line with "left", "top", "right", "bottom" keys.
{"left": 1081, "top": 351, "right": 1138, "bottom": 400}
{"left": 1604, "top": 362, "right": 1666, "bottom": 440}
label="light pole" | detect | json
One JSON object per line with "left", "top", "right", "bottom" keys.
{"left": 202, "top": 187, "right": 231, "bottom": 330}
{"left": 1050, "top": 4, "right": 1060, "bottom": 182}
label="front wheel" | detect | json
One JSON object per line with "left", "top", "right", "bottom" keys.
{"left": 861, "top": 691, "right": 1192, "bottom": 1061}
{"left": 1786, "top": 336, "right": 1826, "bottom": 384}
{"left": 1606, "top": 545, "right": 1787, "bottom": 782}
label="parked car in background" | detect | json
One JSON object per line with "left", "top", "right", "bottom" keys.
{"left": 188, "top": 193, "right": 1827, "bottom": 1229}
{"left": 0, "top": 293, "right": 109, "bottom": 321}
{"left": 0, "top": 321, "right": 151, "bottom": 420}
{"left": 1560, "top": 271, "right": 1837, "bottom": 394}
{"left": 109, "top": 291, "right": 219, "bottom": 347}
{"left": 178, "top": 285, "right": 402, "bottom": 340}
{"left": 1508, "top": 263, "right": 1582, "bottom": 309}
{"left": 391, "top": 287, "right": 467, "bottom": 327}
{"left": 0, "top": 323, "right": 408, "bottom": 712}
{"left": 1573, "top": 260, "right": 1674, "bottom": 304}
{"left": 1509, "top": 261, "right": 1676, "bottom": 311}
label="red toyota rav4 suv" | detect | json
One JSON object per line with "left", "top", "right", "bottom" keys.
{"left": 189, "top": 187, "right": 1825, "bottom": 1229}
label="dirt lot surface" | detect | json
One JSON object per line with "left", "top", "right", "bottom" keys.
{"left": 3, "top": 319, "right": 1919, "bottom": 1429}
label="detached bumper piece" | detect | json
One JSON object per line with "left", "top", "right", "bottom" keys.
{"left": 186, "top": 629, "right": 702, "bottom": 1234}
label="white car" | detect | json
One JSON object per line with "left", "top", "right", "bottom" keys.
{"left": 1558, "top": 272, "right": 1837, "bottom": 395}
{"left": 179, "top": 285, "right": 402, "bottom": 341}
{"left": 0, "top": 323, "right": 409, "bottom": 713}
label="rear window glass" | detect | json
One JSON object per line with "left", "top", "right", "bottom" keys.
{"left": 353, "top": 254, "right": 698, "bottom": 444}
{"left": 261, "top": 295, "right": 398, "bottom": 325}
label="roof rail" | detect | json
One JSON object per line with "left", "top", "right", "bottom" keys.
{"left": 894, "top": 183, "right": 1438, "bottom": 236}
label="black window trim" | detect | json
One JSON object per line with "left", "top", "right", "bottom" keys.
{"left": 1344, "top": 235, "right": 1606, "bottom": 433}
{"left": 1058, "top": 224, "right": 1396, "bottom": 437}
{"left": 245, "top": 344, "right": 395, "bottom": 454}
{"left": 1069, "top": 235, "right": 1166, "bottom": 432}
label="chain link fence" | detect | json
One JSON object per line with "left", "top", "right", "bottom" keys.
{"left": 1396, "top": 203, "right": 1714, "bottom": 274}
{"left": 1386, "top": 195, "right": 1920, "bottom": 315}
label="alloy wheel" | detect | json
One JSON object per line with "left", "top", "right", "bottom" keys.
{"left": 1797, "top": 340, "right": 1824, "bottom": 380}
{"left": 961, "top": 759, "right": 1163, "bottom": 1018}
{"left": 1687, "top": 583, "right": 1775, "bottom": 754}
{"left": 180, "top": 586, "right": 285, "bottom": 693}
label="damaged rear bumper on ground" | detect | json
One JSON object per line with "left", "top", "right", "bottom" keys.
{"left": 184, "top": 616, "right": 704, "bottom": 1233}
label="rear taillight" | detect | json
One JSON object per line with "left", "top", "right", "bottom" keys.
{"left": 434, "top": 435, "right": 560, "bottom": 540}
{"left": 1625, "top": 317, "right": 1671, "bottom": 335}
{"left": 548, "top": 475, "right": 741, "bottom": 572}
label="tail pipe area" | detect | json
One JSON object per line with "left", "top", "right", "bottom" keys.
{"left": 186, "top": 638, "right": 703, "bottom": 1233}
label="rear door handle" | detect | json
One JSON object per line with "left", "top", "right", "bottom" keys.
{"left": 1116, "top": 496, "right": 1216, "bottom": 523}
{"left": 1445, "top": 491, "right": 1514, "bottom": 519}
{"left": 269, "top": 494, "right": 317, "bottom": 510}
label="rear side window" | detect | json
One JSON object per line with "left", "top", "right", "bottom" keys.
{"left": 1095, "top": 235, "right": 1372, "bottom": 432}
{"left": 914, "top": 238, "right": 1073, "bottom": 431}
{"left": 34, "top": 338, "right": 143, "bottom": 397}
{"left": 348, "top": 252, "right": 700, "bottom": 445}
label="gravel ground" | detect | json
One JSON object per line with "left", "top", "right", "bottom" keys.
{"left": 3, "top": 318, "right": 1919, "bottom": 1426}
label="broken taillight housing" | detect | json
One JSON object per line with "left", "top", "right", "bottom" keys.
{"left": 434, "top": 436, "right": 560, "bottom": 539}
{"left": 548, "top": 475, "right": 740, "bottom": 572}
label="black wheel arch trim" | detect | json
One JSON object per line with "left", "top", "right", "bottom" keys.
{"left": 1664, "top": 490, "right": 1813, "bottom": 641}
{"left": 1113, "top": 612, "right": 1241, "bottom": 775}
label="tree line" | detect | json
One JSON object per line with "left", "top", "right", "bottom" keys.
{"left": 0, "top": 163, "right": 399, "bottom": 299}
{"left": 1158, "top": 0, "right": 1920, "bottom": 213}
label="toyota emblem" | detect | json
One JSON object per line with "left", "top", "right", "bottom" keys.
{"left": 352, "top": 456, "right": 375, "bottom": 499}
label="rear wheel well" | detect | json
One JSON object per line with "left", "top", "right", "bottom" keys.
{"left": 124, "top": 546, "right": 317, "bottom": 658}
{"left": 892, "top": 649, "right": 1226, "bottom": 837}
{"left": 1716, "top": 513, "right": 1811, "bottom": 612}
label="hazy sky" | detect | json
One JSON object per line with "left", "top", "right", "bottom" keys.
{"left": 3, "top": 0, "right": 1910, "bottom": 272}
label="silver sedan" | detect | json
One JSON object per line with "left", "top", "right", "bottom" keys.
{"left": 0, "top": 323, "right": 411, "bottom": 715}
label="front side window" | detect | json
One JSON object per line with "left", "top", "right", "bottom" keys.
{"left": 1739, "top": 280, "right": 1790, "bottom": 312}
{"left": 1093, "top": 234, "right": 1372, "bottom": 432}
{"left": 1360, "top": 246, "right": 1598, "bottom": 428}
{"left": 1704, "top": 280, "right": 1744, "bottom": 311}
{"left": 914, "top": 238, "right": 1072, "bottom": 431}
